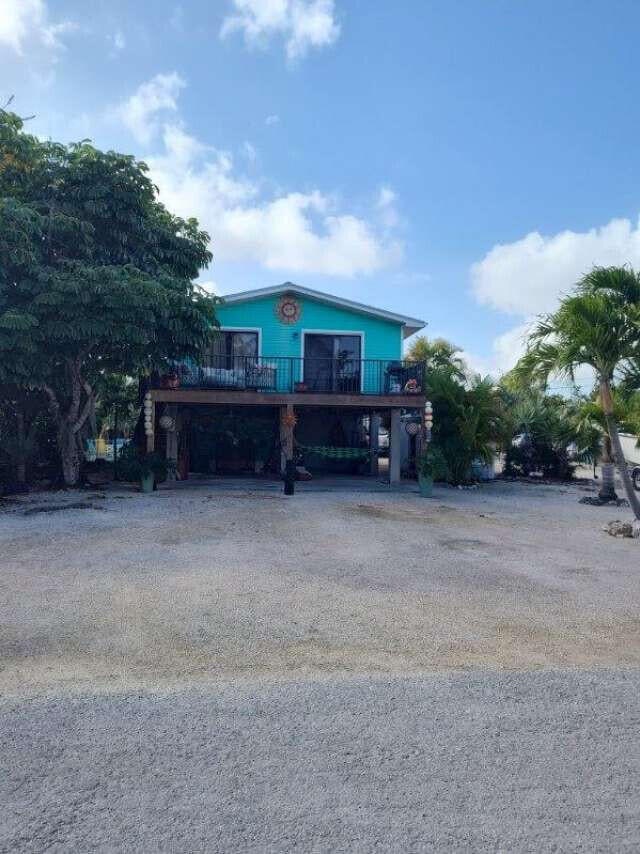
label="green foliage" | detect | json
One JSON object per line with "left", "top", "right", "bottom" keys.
{"left": 514, "top": 266, "right": 640, "bottom": 387}
{"left": 417, "top": 445, "right": 448, "bottom": 481}
{"left": 406, "top": 335, "right": 466, "bottom": 380}
{"left": 513, "top": 265, "right": 640, "bottom": 516}
{"left": 94, "top": 374, "right": 139, "bottom": 437}
{"left": 0, "top": 109, "right": 218, "bottom": 484}
{"left": 429, "top": 371, "right": 508, "bottom": 485}
{"left": 117, "top": 445, "right": 169, "bottom": 482}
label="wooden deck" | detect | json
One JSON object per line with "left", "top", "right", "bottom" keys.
{"left": 150, "top": 388, "right": 425, "bottom": 409}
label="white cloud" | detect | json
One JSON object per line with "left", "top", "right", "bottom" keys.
{"left": 197, "top": 280, "right": 219, "bottom": 295}
{"left": 468, "top": 214, "right": 640, "bottom": 380}
{"left": 463, "top": 322, "right": 533, "bottom": 378}
{"left": 471, "top": 216, "right": 640, "bottom": 317}
{"left": 112, "top": 74, "right": 400, "bottom": 277}
{"left": 265, "top": 114, "right": 280, "bottom": 126}
{"left": 148, "top": 124, "right": 400, "bottom": 275}
{"left": 221, "top": 0, "right": 340, "bottom": 61}
{"left": 115, "top": 72, "right": 186, "bottom": 145}
{"left": 0, "top": 0, "right": 75, "bottom": 56}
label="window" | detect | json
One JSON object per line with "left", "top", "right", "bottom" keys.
{"left": 210, "top": 331, "right": 259, "bottom": 369}
{"left": 304, "top": 334, "right": 361, "bottom": 392}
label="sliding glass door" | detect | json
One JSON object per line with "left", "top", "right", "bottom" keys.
{"left": 303, "top": 334, "right": 361, "bottom": 392}
{"left": 210, "top": 331, "right": 259, "bottom": 369}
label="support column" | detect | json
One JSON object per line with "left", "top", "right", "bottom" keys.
{"left": 280, "top": 404, "right": 295, "bottom": 476}
{"left": 389, "top": 408, "right": 402, "bottom": 485}
{"left": 164, "top": 405, "right": 178, "bottom": 482}
{"left": 369, "top": 411, "right": 380, "bottom": 477}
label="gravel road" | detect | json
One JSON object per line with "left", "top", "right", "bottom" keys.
{"left": 3, "top": 669, "right": 639, "bottom": 852}
{"left": 1, "top": 479, "right": 639, "bottom": 851}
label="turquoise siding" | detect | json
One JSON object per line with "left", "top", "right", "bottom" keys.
{"left": 215, "top": 293, "right": 404, "bottom": 394}
{"left": 216, "top": 294, "right": 403, "bottom": 361}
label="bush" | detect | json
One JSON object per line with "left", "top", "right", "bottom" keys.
{"left": 117, "top": 445, "right": 170, "bottom": 482}
{"left": 417, "top": 445, "right": 449, "bottom": 481}
{"left": 504, "top": 438, "right": 575, "bottom": 480}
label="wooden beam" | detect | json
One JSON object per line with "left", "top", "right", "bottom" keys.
{"left": 150, "top": 388, "right": 425, "bottom": 409}
{"left": 280, "top": 404, "right": 295, "bottom": 475}
{"left": 369, "top": 411, "right": 380, "bottom": 477}
{"left": 389, "top": 408, "right": 402, "bottom": 485}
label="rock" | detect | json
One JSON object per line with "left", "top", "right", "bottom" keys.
{"left": 603, "top": 520, "right": 639, "bottom": 539}
{"left": 581, "top": 496, "right": 629, "bottom": 507}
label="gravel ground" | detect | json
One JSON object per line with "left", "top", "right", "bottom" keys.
{"left": 1, "top": 479, "right": 639, "bottom": 695}
{"left": 1, "top": 478, "right": 639, "bottom": 851}
{"left": 2, "top": 670, "right": 639, "bottom": 852}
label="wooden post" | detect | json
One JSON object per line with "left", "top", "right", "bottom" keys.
{"left": 164, "top": 404, "right": 178, "bottom": 481}
{"left": 280, "top": 404, "right": 295, "bottom": 475}
{"left": 369, "top": 411, "right": 380, "bottom": 476}
{"left": 389, "top": 408, "right": 401, "bottom": 485}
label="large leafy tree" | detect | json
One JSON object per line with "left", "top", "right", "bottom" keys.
{"left": 515, "top": 266, "right": 640, "bottom": 523}
{"left": 0, "top": 110, "right": 217, "bottom": 485}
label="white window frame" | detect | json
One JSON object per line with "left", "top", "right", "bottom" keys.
{"left": 218, "top": 326, "right": 263, "bottom": 360}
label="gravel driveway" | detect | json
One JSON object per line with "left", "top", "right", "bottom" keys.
{"left": 1, "top": 479, "right": 639, "bottom": 851}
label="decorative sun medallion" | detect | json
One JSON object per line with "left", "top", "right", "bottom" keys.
{"left": 276, "top": 294, "right": 301, "bottom": 324}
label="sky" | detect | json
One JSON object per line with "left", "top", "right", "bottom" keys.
{"left": 3, "top": 0, "right": 640, "bottom": 379}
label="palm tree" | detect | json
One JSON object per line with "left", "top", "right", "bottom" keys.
{"left": 406, "top": 336, "right": 467, "bottom": 381}
{"left": 515, "top": 266, "right": 640, "bottom": 524}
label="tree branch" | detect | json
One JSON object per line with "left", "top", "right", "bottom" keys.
{"left": 73, "top": 381, "right": 95, "bottom": 434}
{"left": 41, "top": 384, "right": 61, "bottom": 425}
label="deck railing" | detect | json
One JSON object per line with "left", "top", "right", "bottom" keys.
{"left": 154, "top": 356, "right": 425, "bottom": 396}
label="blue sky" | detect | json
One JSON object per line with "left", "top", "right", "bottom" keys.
{"left": 3, "top": 0, "right": 640, "bottom": 375}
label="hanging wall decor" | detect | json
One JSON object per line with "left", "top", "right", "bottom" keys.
{"left": 275, "top": 294, "right": 301, "bottom": 324}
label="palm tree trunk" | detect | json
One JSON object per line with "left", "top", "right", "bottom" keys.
{"left": 598, "top": 434, "right": 617, "bottom": 502}
{"left": 600, "top": 380, "right": 640, "bottom": 522}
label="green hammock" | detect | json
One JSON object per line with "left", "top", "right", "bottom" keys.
{"left": 296, "top": 444, "right": 371, "bottom": 461}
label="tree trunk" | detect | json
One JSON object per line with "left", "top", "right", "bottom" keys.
{"left": 58, "top": 422, "right": 81, "bottom": 487}
{"left": 600, "top": 380, "right": 640, "bottom": 522}
{"left": 43, "top": 359, "right": 95, "bottom": 488}
{"left": 598, "top": 433, "right": 617, "bottom": 501}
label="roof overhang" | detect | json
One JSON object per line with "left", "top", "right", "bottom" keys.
{"left": 220, "top": 282, "right": 426, "bottom": 338}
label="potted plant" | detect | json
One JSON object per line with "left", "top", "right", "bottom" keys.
{"left": 118, "top": 446, "right": 169, "bottom": 492}
{"left": 162, "top": 372, "right": 179, "bottom": 390}
{"left": 417, "top": 445, "right": 448, "bottom": 497}
{"left": 139, "top": 452, "right": 169, "bottom": 492}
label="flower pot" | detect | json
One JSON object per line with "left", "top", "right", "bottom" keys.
{"left": 160, "top": 373, "right": 180, "bottom": 390}
{"left": 140, "top": 472, "right": 155, "bottom": 493}
{"left": 418, "top": 474, "right": 433, "bottom": 497}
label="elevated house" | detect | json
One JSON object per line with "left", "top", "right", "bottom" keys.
{"left": 147, "top": 283, "right": 426, "bottom": 483}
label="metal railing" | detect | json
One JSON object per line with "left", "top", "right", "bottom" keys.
{"left": 154, "top": 356, "right": 425, "bottom": 396}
